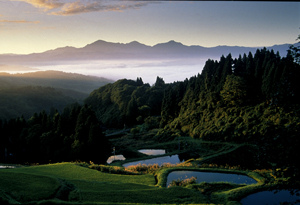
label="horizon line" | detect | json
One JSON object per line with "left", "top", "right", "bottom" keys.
{"left": 0, "top": 39, "right": 297, "bottom": 55}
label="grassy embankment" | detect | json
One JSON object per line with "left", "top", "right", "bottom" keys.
{"left": 0, "top": 162, "right": 210, "bottom": 204}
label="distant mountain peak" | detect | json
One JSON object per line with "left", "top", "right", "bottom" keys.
{"left": 128, "top": 41, "right": 141, "bottom": 45}
{"left": 127, "top": 41, "right": 147, "bottom": 46}
{"left": 153, "top": 40, "right": 185, "bottom": 49}
{"left": 167, "top": 40, "right": 183, "bottom": 45}
{"left": 91, "top": 39, "right": 109, "bottom": 44}
{"left": 84, "top": 40, "right": 115, "bottom": 48}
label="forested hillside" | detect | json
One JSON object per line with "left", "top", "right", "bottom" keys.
{"left": 157, "top": 48, "right": 300, "bottom": 175}
{"left": 159, "top": 48, "right": 300, "bottom": 140}
{"left": 85, "top": 76, "right": 167, "bottom": 128}
{"left": 0, "top": 103, "right": 111, "bottom": 164}
{"left": 86, "top": 48, "right": 300, "bottom": 136}
{"left": 85, "top": 46, "right": 300, "bottom": 176}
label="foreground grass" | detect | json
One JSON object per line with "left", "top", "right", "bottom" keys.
{"left": 0, "top": 171, "right": 60, "bottom": 204}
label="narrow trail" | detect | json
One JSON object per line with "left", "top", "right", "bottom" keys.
{"left": 106, "top": 129, "right": 131, "bottom": 137}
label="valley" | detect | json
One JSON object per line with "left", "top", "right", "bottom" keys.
{"left": 0, "top": 41, "right": 299, "bottom": 205}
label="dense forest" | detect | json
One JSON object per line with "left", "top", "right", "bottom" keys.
{"left": 1, "top": 39, "right": 300, "bottom": 179}
{"left": 0, "top": 103, "right": 111, "bottom": 164}
{"left": 84, "top": 45, "right": 300, "bottom": 177}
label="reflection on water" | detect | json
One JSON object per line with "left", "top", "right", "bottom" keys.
{"left": 138, "top": 149, "right": 165, "bottom": 156}
{"left": 106, "top": 155, "right": 126, "bottom": 164}
{"left": 167, "top": 171, "right": 257, "bottom": 186}
{"left": 123, "top": 151, "right": 198, "bottom": 167}
{"left": 123, "top": 155, "right": 183, "bottom": 167}
{"left": 240, "top": 190, "right": 300, "bottom": 205}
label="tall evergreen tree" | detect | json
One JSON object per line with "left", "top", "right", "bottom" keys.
{"left": 154, "top": 76, "right": 165, "bottom": 87}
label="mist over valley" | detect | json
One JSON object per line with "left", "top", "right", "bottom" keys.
{"left": 0, "top": 40, "right": 296, "bottom": 84}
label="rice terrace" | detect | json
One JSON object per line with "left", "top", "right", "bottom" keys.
{"left": 0, "top": 128, "right": 299, "bottom": 204}
{"left": 1, "top": 1, "right": 300, "bottom": 204}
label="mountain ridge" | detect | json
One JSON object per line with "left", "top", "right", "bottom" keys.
{"left": 0, "top": 40, "right": 298, "bottom": 65}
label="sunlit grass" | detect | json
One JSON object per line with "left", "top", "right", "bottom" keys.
{"left": 6, "top": 162, "right": 155, "bottom": 186}
{"left": 0, "top": 162, "right": 211, "bottom": 204}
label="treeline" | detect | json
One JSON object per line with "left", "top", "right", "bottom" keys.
{"left": 0, "top": 103, "right": 111, "bottom": 164}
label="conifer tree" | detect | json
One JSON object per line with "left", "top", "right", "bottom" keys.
{"left": 220, "top": 75, "right": 247, "bottom": 106}
{"left": 154, "top": 76, "right": 165, "bottom": 87}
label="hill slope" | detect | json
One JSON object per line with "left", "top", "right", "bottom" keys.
{"left": 0, "top": 70, "right": 113, "bottom": 94}
{"left": 0, "top": 70, "right": 114, "bottom": 120}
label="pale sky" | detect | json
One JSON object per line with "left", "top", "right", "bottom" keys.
{"left": 0, "top": 0, "right": 299, "bottom": 54}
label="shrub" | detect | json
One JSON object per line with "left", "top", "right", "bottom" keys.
{"left": 125, "top": 162, "right": 194, "bottom": 174}
{"left": 88, "top": 164, "right": 138, "bottom": 175}
{"left": 168, "top": 176, "right": 197, "bottom": 187}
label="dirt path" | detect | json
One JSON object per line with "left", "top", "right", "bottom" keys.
{"left": 106, "top": 128, "right": 131, "bottom": 137}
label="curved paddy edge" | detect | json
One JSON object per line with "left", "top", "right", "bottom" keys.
{"left": 155, "top": 167, "right": 265, "bottom": 188}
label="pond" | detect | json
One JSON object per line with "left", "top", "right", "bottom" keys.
{"left": 0, "top": 165, "right": 15, "bottom": 169}
{"left": 123, "top": 155, "right": 183, "bottom": 167}
{"left": 167, "top": 171, "right": 257, "bottom": 187}
{"left": 138, "top": 149, "right": 165, "bottom": 156}
{"left": 106, "top": 155, "right": 126, "bottom": 164}
{"left": 240, "top": 189, "right": 300, "bottom": 205}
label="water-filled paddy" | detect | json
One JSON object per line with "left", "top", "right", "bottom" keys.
{"left": 138, "top": 149, "right": 165, "bottom": 156}
{"left": 0, "top": 166, "right": 15, "bottom": 169}
{"left": 167, "top": 171, "right": 257, "bottom": 186}
{"left": 106, "top": 155, "right": 126, "bottom": 164}
{"left": 123, "top": 155, "right": 183, "bottom": 167}
{"left": 240, "top": 189, "right": 300, "bottom": 205}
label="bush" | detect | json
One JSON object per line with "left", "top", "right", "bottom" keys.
{"left": 88, "top": 164, "right": 138, "bottom": 175}
{"left": 168, "top": 176, "right": 197, "bottom": 187}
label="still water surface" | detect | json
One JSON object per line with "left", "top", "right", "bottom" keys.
{"left": 167, "top": 170, "right": 257, "bottom": 187}
{"left": 138, "top": 149, "right": 165, "bottom": 156}
{"left": 0, "top": 166, "right": 15, "bottom": 169}
{"left": 123, "top": 155, "right": 183, "bottom": 167}
{"left": 240, "top": 190, "right": 300, "bottom": 205}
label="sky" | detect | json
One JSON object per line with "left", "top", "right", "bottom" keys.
{"left": 0, "top": 0, "right": 299, "bottom": 55}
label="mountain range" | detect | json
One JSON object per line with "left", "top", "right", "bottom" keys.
{"left": 0, "top": 40, "right": 297, "bottom": 66}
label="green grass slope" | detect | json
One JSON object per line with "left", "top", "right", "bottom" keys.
{"left": 0, "top": 171, "right": 60, "bottom": 204}
{"left": 0, "top": 163, "right": 209, "bottom": 204}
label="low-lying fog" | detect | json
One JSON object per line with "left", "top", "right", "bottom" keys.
{"left": 1, "top": 58, "right": 208, "bottom": 85}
